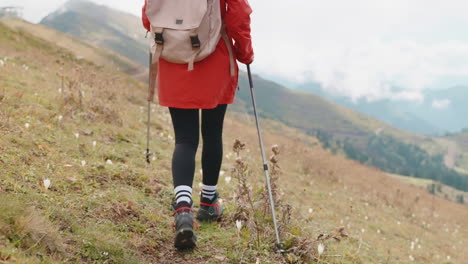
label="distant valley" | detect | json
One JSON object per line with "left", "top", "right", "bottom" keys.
{"left": 296, "top": 82, "right": 468, "bottom": 136}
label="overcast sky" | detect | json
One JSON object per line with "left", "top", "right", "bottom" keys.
{"left": 4, "top": 0, "right": 468, "bottom": 102}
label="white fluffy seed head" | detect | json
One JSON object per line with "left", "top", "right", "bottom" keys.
{"left": 236, "top": 220, "right": 242, "bottom": 231}
{"left": 43, "top": 179, "right": 51, "bottom": 190}
{"left": 317, "top": 243, "right": 325, "bottom": 255}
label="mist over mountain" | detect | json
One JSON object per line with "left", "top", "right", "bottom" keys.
{"left": 297, "top": 83, "right": 468, "bottom": 136}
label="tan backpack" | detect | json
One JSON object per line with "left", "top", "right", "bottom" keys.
{"left": 146, "top": 0, "right": 235, "bottom": 101}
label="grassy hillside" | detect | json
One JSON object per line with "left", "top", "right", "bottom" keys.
{"left": 389, "top": 174, "right": 467, "bottom": 204}
{"left": 420, "top": 132, "right": 468, "bottom": 177}
{"left": 1, "top": 21, "right": 468, "bottom": 263}
{"left": 4, "top": 18, "right": 147, "bottom": 82}
{"left": 446, "top": 130, "right": 468, "bottom": 172}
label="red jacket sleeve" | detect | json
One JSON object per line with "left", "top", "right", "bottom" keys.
{"left": 224, "top": 0, "right": 254, "bottom": 64}
{"left": 142, "top": 1, "right": 151, "bottom": 31}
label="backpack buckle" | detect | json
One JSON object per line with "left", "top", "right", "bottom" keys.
{"left": 190, "top": 35, "right": 201, "bottom": 49}
{"left": 155, "top": 33, "right": 164, "bottom": 45}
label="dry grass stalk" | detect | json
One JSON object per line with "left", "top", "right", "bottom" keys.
{"left": 231, "top": 139, "right": 261, "bottom": 248}
{"left": 58, "top": 65, "right": 123, "bottom": 125}
{"left": 263, "top": 144, "right": 282, "bottom": 218}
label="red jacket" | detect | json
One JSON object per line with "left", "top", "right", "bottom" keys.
{"left": 142, "top": 0, "right": 254, "bottom": 109}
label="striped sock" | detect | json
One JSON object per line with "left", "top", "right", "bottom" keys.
{"left": 201, "top": 184, "right": 217, "bottom": 201}
{"left": 174, "top": 185, "right": 192, "bottom": 206}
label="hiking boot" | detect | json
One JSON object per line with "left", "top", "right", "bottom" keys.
{"left": 197, "top": 192, "right": 224, "bottom": 222}
{"left": 172, "top": 203, "right": 198, "bottom": 250}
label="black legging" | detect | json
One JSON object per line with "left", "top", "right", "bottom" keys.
{"left": 169, "top": 104, "right": 227, "bottom": 188}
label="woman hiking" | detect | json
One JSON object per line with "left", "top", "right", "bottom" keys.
{"left": 142, "top": 0, "right": 254, "bottom": 250}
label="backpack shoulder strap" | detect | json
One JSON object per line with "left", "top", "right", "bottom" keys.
{"left": 221, "top": 25, "right": 236, "bottom": 77}
{"left": 148, "top": 27, "right": 165, "bottom": 102}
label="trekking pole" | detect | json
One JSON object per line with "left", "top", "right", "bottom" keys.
{"left": 246, "top": 64, "right": 285, "bottom": 253}
{"left": 145, "top": 51, "right": 153, "bottom": 164}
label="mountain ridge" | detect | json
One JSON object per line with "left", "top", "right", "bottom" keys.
{"left": 41, "top": 0, "right": 148, "bottom": 67}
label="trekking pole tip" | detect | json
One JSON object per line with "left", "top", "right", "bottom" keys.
{"left": 276, "top": 244, "right": 286, "bottom": 254}
{"left": 145, "top": 149, "right": 152, "bottom": 164}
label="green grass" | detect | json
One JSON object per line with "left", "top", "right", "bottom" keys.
{"left": 388, "top": 174, "right": 434, "bottom": 187}
{"left": 389, "top": 173, "right": 468, "bottom": 205}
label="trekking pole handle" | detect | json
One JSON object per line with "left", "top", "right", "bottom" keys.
{"left": 247, "top": 64, "right": 254, "bottom": 89}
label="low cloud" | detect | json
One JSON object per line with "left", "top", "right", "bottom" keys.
{"left": 251, "top": 0, "right": 468, "bottom": 103}
{"left": 432, "top": 99, "right": 451, "bottom": 109}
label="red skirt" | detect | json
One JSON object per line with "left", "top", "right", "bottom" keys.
{"left": 157, "top": 38, "right": 239, "bottom": 109}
